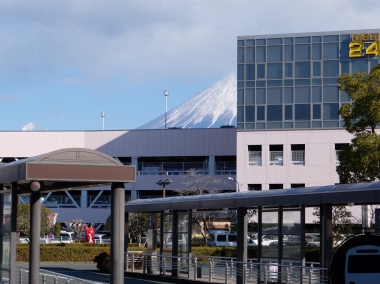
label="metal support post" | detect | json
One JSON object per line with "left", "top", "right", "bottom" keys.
{"left": 225, "top": 262, "right": 229, "bottom": 284}
{"left": 19, "top": 268, "right": 22, "bottom": 283}
{"left": 236, "top": 207, "right": 247, "bottom": 284}
{"left": 250, "top": 261, "right": 253, "bottom": 280}
{"left": 162, "top": 257, "right": 165, "bottom": 275}
{"left": 10, "top": 183, "right": 18, "bottom": 284}
{"left": 285, "top": 267, "right": 289, "bottom": 284}
{"left": 29, "top": 187, "right": 41, "bottom": 284}
{"left": 143, "top": 255, "right": 146, "bottom": 274}
{"left": 177, "top": 258, "right": 180, "bottom": 276}
{"left": 264, "top": 266, "right": 267, "bottom": 284}
{"left": 320, "top": 203, "right": 332, "bottom": 280}
{"left": 309, "top": 266, "right": 312, "bottom": 284}
{"left": 230, "top": 259, "right": 233, "bottom": 277}
{"left": 243, "top": 263, "right": 247, "bottom": 284}
{"left": 172, "top": 210, "right": 178, "bottom": 277}
{"left": 209, "top": 260, "right": 213, "bottom": 282}
{"left": 194, "top": 258, "right": 197, "bottom": 280}
{"left": 111, "top": 183, "right": 125, "bottom": 284}
{"left": 132, "top": 253, "right": 135, "bottom": 272}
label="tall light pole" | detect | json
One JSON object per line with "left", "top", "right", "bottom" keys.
{"left": 163, "top": 90, "right": 169, "bottom": 129}
{"left": 228, "top": 177, "right": 240, "bottom": 192}
{"left": 101, "top": 112, "right": 106, "bottom": 130}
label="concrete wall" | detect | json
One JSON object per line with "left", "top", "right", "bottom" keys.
{"left": 237, "top": 129, "right": 353, "bottom": 190}
{"left": 0, "top": 128, "right": 236, "bottom": 158}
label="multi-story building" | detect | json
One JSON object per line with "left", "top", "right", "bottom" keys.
{"left": 236, "top": 29, "right": 380, "bottom": 222}
{"left": 2, "top": 29, "right": 378, "bottom": 225}
{"left": 0, "top": 129, "right": 236, "bottom": 224}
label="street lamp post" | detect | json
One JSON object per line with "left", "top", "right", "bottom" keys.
{"left": 163, "top": 90, "right": 169, "bottom": 129}
{"left": 101, "top": 112, "right": 106, "bottom": 130}
{"left": 156, "top": 178, "right": 172, "bottom": 198}
{"left": 228, "top": 177, "right": 240, "bottom": 192}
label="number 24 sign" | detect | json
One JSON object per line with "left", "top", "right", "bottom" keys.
{"left": 349, "top": 41, "right": 380, "bottom": 57}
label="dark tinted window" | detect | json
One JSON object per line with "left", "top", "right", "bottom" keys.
{"left": 217, "top": 235, "right": 227, "bottom": 242}
{"left": 295, "top": 104, "right": 311, "bottom": 120}
{"left": 267, "top": 105, "right": 282, "bottom": 121}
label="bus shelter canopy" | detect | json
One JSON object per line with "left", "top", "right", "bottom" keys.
{"left": 125, "top": 182, "right": 380, "bottom": 212}
{"left": 0, "top": 148, "right": 135, "bottom": 193}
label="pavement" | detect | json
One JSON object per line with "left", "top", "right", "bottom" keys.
{"left": 21, "top": 262, "right": 172, "bottom": 284}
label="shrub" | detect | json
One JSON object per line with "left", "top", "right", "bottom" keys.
{"left": 94, "top": 252, "right": 110, "bottom": 271}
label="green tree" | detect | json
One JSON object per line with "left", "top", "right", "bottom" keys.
{"left": 313, "top": 206, "right": 354, "bottom": 245}
{"left": 17, "top": 204, "right": 54, "bottom": 237}
{"left": 106, "top": 212, "right": 150, "bottom": 246}
{"left": 338, "top": 64, "right": 380, "bottom": 135}
{"left": 52, "top": 222, "right": 61, "bottom": 238}
{"left": 337, "top": 134, "right": 380, "bottom": 183}
{"left": 336, "top": 64, "right": 380, "bottom": 183}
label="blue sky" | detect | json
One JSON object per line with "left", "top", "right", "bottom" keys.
{"left": 1, "top": 0, "right": 380, "bottom": 131}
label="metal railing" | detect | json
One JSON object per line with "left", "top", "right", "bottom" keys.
{"left": 15, "top": 265, "right": 96, "bottom": 284}
{"left": 138, "top": 162, "right": 209, "bottom": 175}
{"left": 125, "top": 252, "right": 328, "bottom": 284}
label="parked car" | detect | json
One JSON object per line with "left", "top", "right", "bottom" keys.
{"left": 207, "top": 230, "right": 237, "bottom": 247}
{"left": 94, "top": 234, "right": 110, "bottom": 244}
{"left": 60, "top": 232, "right": 75, "bottom": 243}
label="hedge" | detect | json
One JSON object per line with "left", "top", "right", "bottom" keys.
{"left": 17, "top": 243, "right": 146, "bottom": 262}
{"left": 16, "top": 244, "right": 320, "bottom": 263}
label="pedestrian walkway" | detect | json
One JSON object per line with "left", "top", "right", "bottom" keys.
{"left": 31, "top": 263, "right": 171, "bottom": 284}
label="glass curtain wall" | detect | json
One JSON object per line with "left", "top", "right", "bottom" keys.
{"left": 237, "top": 32, "right": 380, "bottom": 130}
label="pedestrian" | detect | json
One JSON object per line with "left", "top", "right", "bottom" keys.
{"left": 86, "top": 224, "right": 95, "bottom": 243}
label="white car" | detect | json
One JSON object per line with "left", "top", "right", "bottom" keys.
{"left": 306, "top": 241, "right": 320, "bottom": 247}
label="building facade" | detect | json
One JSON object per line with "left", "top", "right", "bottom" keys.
{"left": 236, "top": 29, "right": 380, "bottom": 130}
{"left": 0, "top": 128, "right": 236, "bottom": 223}
{"left": 236, "top": 29, "right": 380, "bottom": 222}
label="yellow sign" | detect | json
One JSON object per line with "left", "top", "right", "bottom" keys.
{"left": 349, "top": 33, "right": 380, "bottom": 57}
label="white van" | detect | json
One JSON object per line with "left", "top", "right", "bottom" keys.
{"left": 207, "top": 230, "right": 237, "bottom": 247}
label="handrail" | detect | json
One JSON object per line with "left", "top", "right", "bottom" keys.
{"left": 126, "top": 252, "right": 328, "bottom": 284}
{"left": 17, "top": 265, "right": 96, "bottom": 284}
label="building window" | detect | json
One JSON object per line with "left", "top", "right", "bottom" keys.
{"left": 291, "top": 144, "right": 305, "bottom": 165}
{"left": 248, "top": 184, "right": 262, "bottom": 191}
{"left": 269, "top": 184, "right": 283, "bottom": 190}
{"left": 248, "top": 145, "right": 262, "bottom": 166}
{"left": 291, "top": 184, "right": 305, "bottom": 188}
{"left": 335, "top": 143, "right": 349, "bottom": 165}
{"left": 269, "top": 145, "right": 283, "bottom": 166}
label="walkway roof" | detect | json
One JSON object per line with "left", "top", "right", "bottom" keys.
{"left": 125, "top": 182, "right": 380, "bottom": 212}
{"left": 0, "top": 148, "right": 136, "bottom": 194}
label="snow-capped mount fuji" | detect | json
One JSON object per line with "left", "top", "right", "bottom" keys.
{"left": 137, "top": 73, "right": 237, "bottom": 129}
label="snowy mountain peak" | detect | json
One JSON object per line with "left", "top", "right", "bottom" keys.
{"left": 137, "top": 73, "right": 237, "bottom": 129}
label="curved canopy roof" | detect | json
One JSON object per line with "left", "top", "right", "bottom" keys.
{"left": 125, "top": 182, "right": 380, "bottom": 212}
{"left": 0, "top": 148, "right": 135, "bottom": 193}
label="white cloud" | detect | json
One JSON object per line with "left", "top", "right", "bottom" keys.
{"left": 21, "top": 122, "right": 36, "bottom": 131}
{"left": 0, "top": 0, "right": 380, "bottom": 83}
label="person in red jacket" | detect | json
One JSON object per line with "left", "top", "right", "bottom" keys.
{"left": 85, "top": 224, "right": 95, "bottom": 243}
